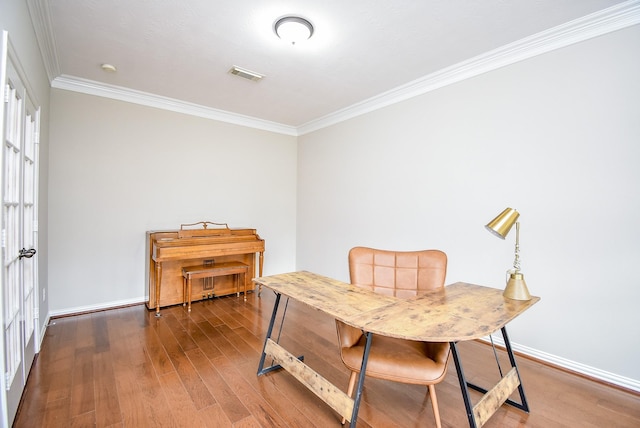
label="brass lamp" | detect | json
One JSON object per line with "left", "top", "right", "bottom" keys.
{"left": 485, "top": 207, "right": 532, "bottom": 300}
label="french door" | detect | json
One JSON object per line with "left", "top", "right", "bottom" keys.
{"left": 0, "top": 31, "right": 40, "bottom": 425}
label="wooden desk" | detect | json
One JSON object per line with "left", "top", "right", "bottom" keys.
{"left": 255, "top": 271, "right": 539, "bottom": 427}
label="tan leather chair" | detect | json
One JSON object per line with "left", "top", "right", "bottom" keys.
{"left": 336, "top": 247, "right": 451, "bottom": 427}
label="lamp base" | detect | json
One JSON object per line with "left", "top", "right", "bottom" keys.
{"left": 504, "top": 272, "right": 531, "bottom": 300}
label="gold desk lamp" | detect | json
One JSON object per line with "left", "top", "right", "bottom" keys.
{"left": 485, "top": 207, "right": 532, "bottom": 300}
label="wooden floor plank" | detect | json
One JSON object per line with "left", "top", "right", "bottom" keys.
{"left": 158, "top": 371, "right": 208, "bottom": 426}
{"left": 73, "top": 313, "right": 95, "bottom": 351}
{"left": 179, "top": 316, "right": 225, "bottom": 360}
{"left": 92, "top": 311, "right": 111, "bottom": 353}
{"left": 212, "top": 355, "right": 291, "bottom": 427}
{"left": 141, "top": 318, "right": 174, "bottom": 376}
{"left": 153, "top": 315, "right": 216, "bottom": 411}
{"left": 130, "top": 358, "right": 178, "bottom": 428}
{"left": 43, "top": 396, "right": 71, "bottom": 428}
{"left": 162, "top": 310, "right": 199, "bottom": 353}
{"left": 196, "top": 319, "right": 245, "bottom": 360}
{"left": 198, "top": 403, "right": 233, "bottom": 428}
{"left": 92, "top": 351, "right": 122, "bottom": 427}
{"left": 70, "top": 410, "right": 96, "bottom": 428}
{"left": 231, "top": 414, "right": 264, "bottom": 428}
{"left": 215, "top": 324, "right": 260, "bottom": 361}
{"left": 185, "top": 347, "right": 252, "bottom": 424}
{"left": 69, "top": 346, "right": 95, "bottom": 418}
{"left": 113, "top": 362, "right": 153, "bottom": 428}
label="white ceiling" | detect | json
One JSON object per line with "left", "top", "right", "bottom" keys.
{"left": 29, "top": 0, "right": 634, "bottom": 133}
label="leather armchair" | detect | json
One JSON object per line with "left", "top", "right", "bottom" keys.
{"left": 336, "top": 247, "right": 450, "bottom": 427}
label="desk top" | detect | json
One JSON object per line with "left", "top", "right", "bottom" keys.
{"left": 254, "top": 271, "right": 539, "bottom": 342}
{"left": 254, "top": 271, "right": 397, "bottom": 321}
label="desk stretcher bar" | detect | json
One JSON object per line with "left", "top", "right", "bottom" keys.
{"left": 472, "top": 367, "right": 520, "bottom": 426}
{"left": 264, "top": 338, "right": 355, "bottom": 422}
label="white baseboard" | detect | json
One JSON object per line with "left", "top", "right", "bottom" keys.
{"left": 484, "top": 335, "right": 640, "bottom": 393}
{"left": 48, "top": 296, "right": 147, "bottom": 318}
{"left": 40, "top": 315, "right": 49, "bottom": 341}
{"left": 36, "top": 314, "right": 50, "bottom": 353}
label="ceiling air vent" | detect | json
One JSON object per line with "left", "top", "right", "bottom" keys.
{"left": 229, "top": 66, "right": 264, "bottom": 82}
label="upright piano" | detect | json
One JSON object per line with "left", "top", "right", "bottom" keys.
{"left": 146, "top": 222, "right": 265, "bottom": 314}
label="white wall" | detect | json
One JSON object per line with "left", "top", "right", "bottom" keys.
{"left": 297, "top": 25, "right": 640, "bottom": 386}
{"left": 48, "top": 90, "right": 297, "bottom": 312}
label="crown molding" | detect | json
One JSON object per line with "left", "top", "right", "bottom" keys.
{"left": 51, "top": 75, "right": 298, "bottom": 136}
{"left": 297, "top": 0, "right": 640, "bottom": 135}
{"left": 27, "top": 0, "right": 60, "bottom": 82}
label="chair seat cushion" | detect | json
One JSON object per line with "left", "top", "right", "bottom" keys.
{"left": 340, "top": 335, "right": 450, "bottom": 385}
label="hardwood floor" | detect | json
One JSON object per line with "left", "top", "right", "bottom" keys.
{"left": 14, "top": 290, "right": 640, "bottom": 427}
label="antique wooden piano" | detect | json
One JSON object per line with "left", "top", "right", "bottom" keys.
{"left": 146, "top": 221, "right": 265, "bottom": 315}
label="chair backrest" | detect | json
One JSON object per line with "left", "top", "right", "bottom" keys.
{"left": 348, "top": 246, "right": 447, "bottom": 299}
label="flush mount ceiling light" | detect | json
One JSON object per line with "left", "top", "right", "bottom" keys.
{"left": 274, "top": 16, "right": 314, "bottom": 45}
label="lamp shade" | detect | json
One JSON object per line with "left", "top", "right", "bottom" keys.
{"left": 485, "top": 208, "right": 520, "bottom": 239}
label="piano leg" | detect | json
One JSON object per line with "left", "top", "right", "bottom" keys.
{"left": 187, "top": 276, "right": 193, "bottom": 312}
{"left": 258, "top": 251, "right": 265, "bottom": 297}
{"left": 236, "top": 272, "right": 240, "bottom": 298}
{"left": 243, "top": 271, "right": 247, "bottom": 301}
{"left": 155, "top": 262, "right": 162, "bottom": 317}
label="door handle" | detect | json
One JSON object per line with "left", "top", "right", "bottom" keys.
{"left": 18, "top": 248, "right": 36, "bottom": 259}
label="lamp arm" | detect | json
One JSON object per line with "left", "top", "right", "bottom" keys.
{"left": 513, "top": 222, "right": 521, "bottom": 272}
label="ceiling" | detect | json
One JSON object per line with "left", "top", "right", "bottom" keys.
{"left": 29, "top": 0, "right": 632, "bottom": 132}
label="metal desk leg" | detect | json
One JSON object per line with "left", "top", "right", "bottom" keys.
{"left": 257, "top": 293, "right": 304, "bottom": 376}
{"left": 465, "top": 328, "right": 530, "bottom": 412}
{"left": 500, "top": 327, "right": 529, "bottom": 412}
{"left": 258, "top": 293, "right": 282, "bottom": 375}
{"left": 451, "top": 327, "right": 531, "bottom": 428}
{"left": 349, "top": 331, "right": 373, "bottom": 428}
{"left": 450, "top": 341, "right": 477, "bottom": 428}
